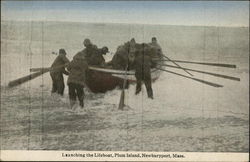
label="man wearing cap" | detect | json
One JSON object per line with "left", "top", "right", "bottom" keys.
{"left": 133, "top": 44, "right": 154, "bottom": 99}
{"left": 50, "top": 49, "right": 70, "bottom": 96}
{"left": 148, "top": 37, "right": 163, "bottom": 57}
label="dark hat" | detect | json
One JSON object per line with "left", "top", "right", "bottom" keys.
{"left": 102, "top": 46, "right": 109, "bottom": 53}
{"left": 59, "top": 49, "right": 66, "bottom": 54}
{"left": 152, "top": 37, "right": 157, "bottom": 41}
{"left": 130, "top": 38, "right": 135, "bottom": 42}
{"left": 83, "top": 38, "right": 92, "bottom": 46}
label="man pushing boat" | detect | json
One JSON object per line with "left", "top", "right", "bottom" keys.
{"left": 67, "top": 53, "right": 89, "bottom": 109}
{"left": 107, "top": 38, "right": 137, "bottom": 70}
{"left": 74, "top": 38, "right": 110, "bottom": 66}
{"left": 133, "top": 43, "right": 155, "bottom": 99}
{"left": 73, "top": 38, "right": 98, "bottom": 60}
{"left": 148, "top": 37, "right": 163, "bottom": 57}
{"left": 88, "top": 46, "right": 109, "bottom": 66}
{"left": 50, "top": 48, "right": 70, "bottom": 96}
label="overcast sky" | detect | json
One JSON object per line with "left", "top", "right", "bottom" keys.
{"left": 1, "top": 1, "right": 249, "bottom": 27}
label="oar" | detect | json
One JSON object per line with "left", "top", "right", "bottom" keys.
{"left": 30, "top": 63, "right": 69, "bottom": 73}
{"left": 156, "top": 67, "right": 223, "bottom": 88}
{"left": 162, "top": 54, "right": 193, "bottom": 76}
{"left": 118, "top": 65, "right": 128, "bottom": 110}
{"left": 9, "top": 64, "right": 68, "bottom": 87}
{"left": 159, "top": 64, "right": 240, "bottom": 81}
{"left": 30, "top": 67, "right": 50, "bottom": 72}
{"left": 8, "top": 69, "right": 50, "bottom": 87}
{"left": 154, "top": 59, "right": 236, "bottom": 68}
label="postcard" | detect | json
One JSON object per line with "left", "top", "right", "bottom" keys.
{"left": 1, "top": 1, "right": 249, "bottom": 161}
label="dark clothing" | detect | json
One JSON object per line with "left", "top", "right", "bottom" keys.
{"left": 68, "top": 83, "right": 84, "bottom": 108}
{"left": 84, "top": 44, "right": 98, "bottom": 58}
{"left": 73, "top": 50, "right": 85, "bottom": 60}
{"left": 50, "top": 53, "right": 70, "bottom": 95}
{"left": 88, "top": 48, "right": 105, "bottom": 66}
{"left": 134, "top": 54, "right": 153, "bottom": 99}
{"left": 50, "top": 73, "right": 65, "bottom": 95}
{"left": 67, "top": 57, "right": 88, "bottom": 86}
{"left": 50, "top": 53, "right": 70, "bottom": 75}
{"left": 67, "top": 57, "right": 88, "bottom": 108}
{"left": 110, "top": 52, "right": 128, "bottom": 70}
{"left": 73, "top": 45, "right": 99, "bottom": 65}
{"left": 110, "top": 43, "right": 130, "bottom": 69}
{"left": 148, "top": 42, "right": 163, "bottom": 58}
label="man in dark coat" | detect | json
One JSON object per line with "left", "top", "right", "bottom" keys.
{"left": 148, "top": 37, "right": 163, "bottom": 57}
{"left": 67, "top": 54, "right": 89, "bottom": 108}
{"left": 50, "top": 48, "right": 70, "bottom": 96}
{"left": 134, "top": 44, "right": 154, "bottom": 99}
{"left": 88, "top": 46, "right": 109, "bottom": 66}
{"left": 73, "top": 38, "right": 99, "bottom": 63}
{"left": 109, "top": 38, "right": 136, "bottom": 70}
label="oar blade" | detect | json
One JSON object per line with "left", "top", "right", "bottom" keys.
{"left": 118, "top": 90, "right": 125, "bottom": 110}
{"left": 194, "top": 62, "right": 236, "bottom": 68}
{"left": 192, "top": 78, "right": 223, "bottom": 88}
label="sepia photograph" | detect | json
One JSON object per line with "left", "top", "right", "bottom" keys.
{"left": 1, "top": 0, "right": 249, "bottom": 161}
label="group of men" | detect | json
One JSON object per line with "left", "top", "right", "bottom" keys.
{"left": 50, "top": 39, "right": 109, "bottom": 109}
{"left": 50, "top": 37, "right": 163, "bottom": 108}
{"left": 109, "top": 37, "right": 163, "bottom": 99}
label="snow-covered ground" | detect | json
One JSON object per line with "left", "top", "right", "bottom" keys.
{"left": 1, "top": 21, "right": 249, "bottom": 151}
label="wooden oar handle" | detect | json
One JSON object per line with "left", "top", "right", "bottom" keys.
{"left": 8, "top": 69, "right": 50, "bottom": 87}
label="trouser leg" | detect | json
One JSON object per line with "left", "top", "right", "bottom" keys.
{"left": 135, "top": 69, "right": 143, "bottom": 95}
{"left": 68, "top": 83, "right": 77, "bottom": 108}
{"left": 145, "top": 79, "right": 153, "bottom": 99}
{"left": 76, "top": 85, "right": 84, "bottom": 108}
{"left": 52, "top": 82, "right": 57, "bottom": 93}
{"left": 50, "top": 74, "right": 58, "bottom": 94}
{"left": 144, "top": 72, "right": 153, "bottom": 98}
{"left": 135, "top": 79, "right": 142, "bottom": 95}
{"left": 57, "top": 75, "right": 65, "bottom": 96}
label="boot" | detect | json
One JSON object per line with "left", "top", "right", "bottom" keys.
{"left": 147, "top": 89, "right": 154, "bottom": 99}
{"left": 135, "top": 89, "right": 141, "bottom": 95}
{"left": 79, "top": 100, "right": 84, "bottom": 108}
{"left": 148, "top": 95, "right": 154, "bottom": 99}
{"left": 135, "top": 83, "right": 141, "bottom": 95}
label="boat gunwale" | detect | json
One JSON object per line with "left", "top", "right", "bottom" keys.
{"left": 89, "top": 66, "right": 160, "bottom": 75}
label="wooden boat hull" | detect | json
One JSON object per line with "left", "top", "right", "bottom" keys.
{"left": 86, "top": 67, "right": 162, "bottom": 93}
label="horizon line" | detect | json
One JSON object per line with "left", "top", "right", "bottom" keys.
{"left": 1, "top": 19, "right": 249, "bottom": 28}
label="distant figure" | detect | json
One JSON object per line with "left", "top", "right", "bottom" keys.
{"left": 133, "top": 44, "right": 154, "bottom": 99}
{"left": 67, "top": 54, "right": 89, "bottom": 109}
{"left": 149, "top": 37, "right": 163, "bottom": 57}
{"left": 50, "top": 49, "right": 70, "bottom": 96}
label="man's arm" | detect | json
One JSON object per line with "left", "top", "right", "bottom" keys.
{"left": 64, "top": 62, "right": 72, "bottom": 75}
{"left": 62, "top": 69, "right": 69, "bottom": 75}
